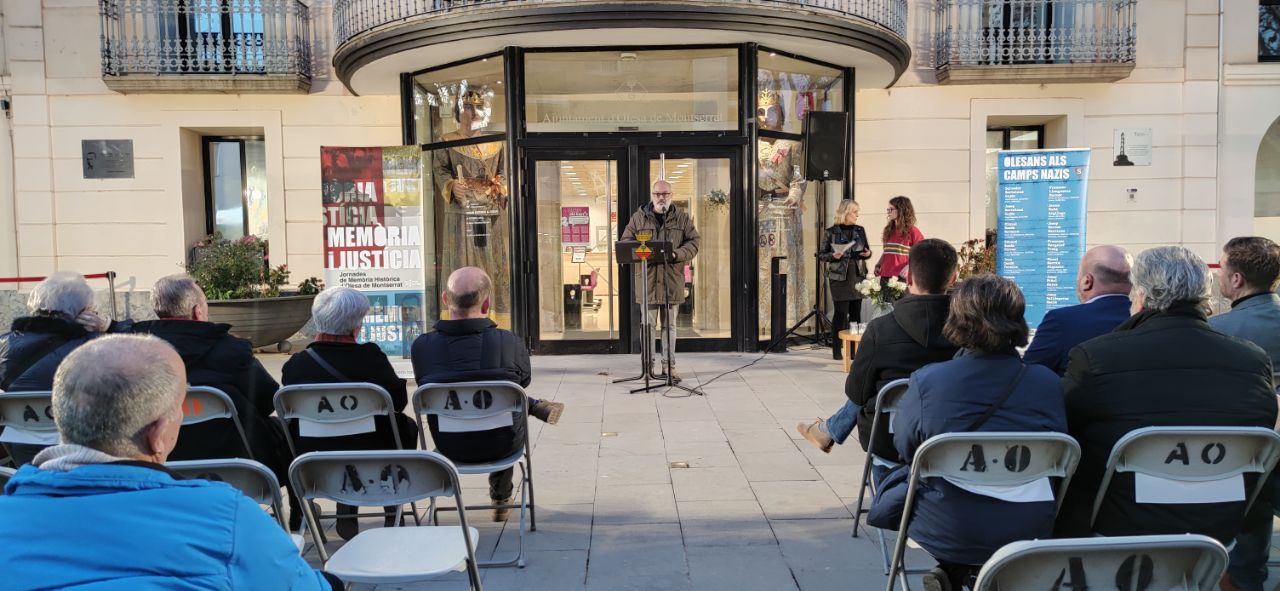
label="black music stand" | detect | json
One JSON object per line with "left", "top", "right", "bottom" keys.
{"left": 612, "top": 240, "right": 700, "bottom": 395}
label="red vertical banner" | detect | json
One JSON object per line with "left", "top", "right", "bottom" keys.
{"left": 320, "top": 146, "right": 425, "bottom": 357}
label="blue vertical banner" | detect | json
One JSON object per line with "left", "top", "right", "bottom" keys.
{"left": 996, "top": 148, "right": 1091, "bottom": 328}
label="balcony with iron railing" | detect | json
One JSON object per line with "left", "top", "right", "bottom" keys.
{"left": 932, "top": 0, "right": 1136, "bottom": 84}
{"left": 98, "top": 0, "right": 313, "bottom": 94}
{"left": 331, "top": 0, "right": 912, "bottom": 94}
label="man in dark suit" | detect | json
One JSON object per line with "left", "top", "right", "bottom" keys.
{"left": 1023, "top": 245, "right": 1133, "bottom": 375}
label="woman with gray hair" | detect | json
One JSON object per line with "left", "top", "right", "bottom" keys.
{"left": 1055, "top": 245, "right": 1277, "bottom": 544}
{"left": 280, "top": 286, "right": 418, "bottom": 539}
{"left": 0, "top": 272, "right": 123, "bottom": 465}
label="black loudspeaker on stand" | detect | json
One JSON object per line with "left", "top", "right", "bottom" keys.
{"left": 802, "top": 111, "right": 849, "bottom": 182}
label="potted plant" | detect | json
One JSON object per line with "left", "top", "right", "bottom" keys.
{"left": 187, "top": 233, "right": 322, "bottom": 350}
{"left": 958, "top": 230, "right": 998, "bottom": 279}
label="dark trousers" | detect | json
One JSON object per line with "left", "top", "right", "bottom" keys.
{"left": 831, "top": 299, "right": 862, "bottom": 358}
{"left": 3, "top": 443, "right": 48, "bottom": 466}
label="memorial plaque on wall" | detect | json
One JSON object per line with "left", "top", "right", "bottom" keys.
{"left": 996, "top": 148, "right": 1091, "bottom": 329}
{"left": 81, "top": 139, "right": 134, "bottom": 179}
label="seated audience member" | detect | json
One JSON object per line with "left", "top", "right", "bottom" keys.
{"left": 132, "top": 275, "right": 295, "bottom": 521}
{"left": 0, "top": 272, "right": 118, "bottom": 464}
{"left": 868, "top": 274, "right": 1067, "bottom": 590}
{"left": 1056, "top": 246, "right": 1277, "bottom": 543}
{"left": 1023, "top": 245, "right": 1133, "bottom": 375}
{"left": 1209, "top": 237, "right": 1280, "bottom": 591}
{"left": 0, "top": 334, "right": 337, "bottom": 590}
{"left": 411, "top": 267, "right": 565, "bottom": 521}
{"left": 798, "top": 239, "right": 959, "bottom": 461}
{"left": 281, "top": 286, "right": 418, "bottom": 539}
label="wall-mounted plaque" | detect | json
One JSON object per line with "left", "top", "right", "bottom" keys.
{"left": 82, "top": 139, "right": 134, "bottom": 179}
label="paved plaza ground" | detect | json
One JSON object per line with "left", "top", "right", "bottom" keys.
{"left": 257, "top": 348, "right": 1280, "bottom": 591}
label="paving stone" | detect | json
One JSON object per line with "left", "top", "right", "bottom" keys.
{"left": 494, "top": 503, "right": 594, "bottom": 553}
{"left": 738, "top": 450, "right": 822, "bottom": 482}
{"left": 483, "top": 549, "right": 588, "bottom": 590}
{"left": 587, "top": 523, "right": 686, "bottom": 578}
{"left": 687, "top": 544, "right": 800, "bottom": 590}
{"left": 593, "top": 482, "right": 678, "bottom": 525}
{"left": 671, "top": 466, "right": 754, "bottom": 501}
{"left": 753, "top": 480, "right": 852, "bottom": 520}
{"left": 678, "top": 500, "right": 777, "bottom": 547}
{"left": 597, "top": 453, "right": 671, "bottom": 485}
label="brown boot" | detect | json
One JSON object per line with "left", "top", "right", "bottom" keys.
{"left": 530, "top": 400, "right": 565, "bottom": 425}
{"left": 1219, "top": 574, "right": 1245, "bottom": 591}
{"left": 492, "top": 498, "right": 513, "bottom": 522}
{"left": 797, "top": 419, "right": 835, "bottom": 453}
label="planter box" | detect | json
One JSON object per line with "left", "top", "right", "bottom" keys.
{"left": 206, "top": 295, "right": 315, "bottom": 348}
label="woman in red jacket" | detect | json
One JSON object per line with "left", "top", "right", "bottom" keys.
{"left": 876, "top": 196, "right": 924, "bottom": 300}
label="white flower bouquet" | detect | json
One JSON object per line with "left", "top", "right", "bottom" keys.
{"left": 855, "top": 276, "right": 905, "bottom": 307}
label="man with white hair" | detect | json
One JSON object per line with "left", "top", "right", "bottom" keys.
{"left": 132, "top": 274, "right": 295, "bottom": 522}
{"left": 0, "top": 334, "right": 336, "bottom": 590}
{"left": 1055, "top": 246, "right": 1277, "bottom": 542}
{"left": 620, "top": 179, "right": 700, "bottom": 381}
{"left": 0, "top": 271, "right": 119, "bottom": 464}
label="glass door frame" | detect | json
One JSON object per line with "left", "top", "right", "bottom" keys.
{"left": 635, "top": 145, "right": 745, "bottom": 353}
{"left": 522, "top": 147, "right": 632, "bottom": 355}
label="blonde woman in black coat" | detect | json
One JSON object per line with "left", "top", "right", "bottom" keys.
{"left": 818, "top": 199, "right": 872, "bottom": 359}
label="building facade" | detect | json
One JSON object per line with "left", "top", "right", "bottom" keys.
{"left": 0, "top": 0, "right": 1277, "bottom": 354}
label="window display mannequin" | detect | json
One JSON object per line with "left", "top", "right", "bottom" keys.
{"left": 432, "top": 88, "right": 511, "bottom": 321}
{"left": 756, "top": 87, "right": 810, "bottom": 329}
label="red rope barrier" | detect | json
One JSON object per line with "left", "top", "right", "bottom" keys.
{"left": 0, "top": 272, "right": 114, "bottom": 283}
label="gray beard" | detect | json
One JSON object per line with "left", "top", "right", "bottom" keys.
{"left": 653, "top": 203, "right": 668, "bottom": 214}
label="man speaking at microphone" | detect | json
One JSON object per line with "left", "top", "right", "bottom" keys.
{"left": 621, "top": 180, "right": 700, "bottom": 382}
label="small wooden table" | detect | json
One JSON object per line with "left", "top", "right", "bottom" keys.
{"left": 838, "top": 330, "right": 863, "bottom": 373}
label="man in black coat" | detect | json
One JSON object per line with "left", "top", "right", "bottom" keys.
{"left": 798, "top": 239, "right": 959, "bottom": 465}
{"left": 411, "top": 266, "right": 564, "bottom": 521}
{"left": 131, "top": 275, "right": 290, "bottom": 483}
{"left": 1056, "top": 246, "right": 1278, "bottom": 543}
{"left": 0, "top": 272, "right": 119, "bottom": 464}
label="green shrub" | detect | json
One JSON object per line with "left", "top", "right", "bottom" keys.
{"left": 187, "top": 234, "right": 290, "bottom": 300}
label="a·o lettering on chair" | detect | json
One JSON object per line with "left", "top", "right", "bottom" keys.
{"left": 1163, "top": 441, "right": 1227, "bottom": 465}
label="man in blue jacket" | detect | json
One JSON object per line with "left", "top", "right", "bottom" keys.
{"left": 0, "top": 334, "right": 336, "bottom": 591}
{"left": 1210, "top": 236, "right": 1280, "bottom": 591}
{"left": 1022, "top": 245, "right": 1133, "bottom": 375}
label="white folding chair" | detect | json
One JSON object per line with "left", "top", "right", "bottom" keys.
{"left": 0, "top": 391, "right": 58, "bottom": 456}
{"left": 290, "top": 450, "right": 483, "bottom": 591}
{"left": 973, "top": 534, "right": 1228, "bottom": 591}
{"left": 887, "top": 432, "right": 1081, "bottom": 591}
{"left": 0, "top": 466, "right": 15, "bottom": 491}
{"left": 851, "top": 378, "right": 910, "bottom": 575}
{"left": 1089, "top": 426, "right": 1280, "bottom": 535}
{"left": 167, "top": 458, "right": 305, "bottom": 552}
{"left": 275, "top": 382, "right": 418, "bottom": 528}
{"left": 414, "top": 381, "right": 534, "bottom": 568}
{"left": 182, "top": 386, "right": 254, "bottom": 461}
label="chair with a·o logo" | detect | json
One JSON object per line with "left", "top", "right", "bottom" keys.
{"left": 413, "top": 381, "right": 533, "bottom": 568}
{"left": 273, "top": 382, "right": 417, "bottom": 528}
{"left": 886, "top": 432, "right": 1081, "bottom": 591}
{"left": 973, "top": 534, "right": 1228, "bottom": 590}
{"left": 1088, "top": 426, "right": 1280, "bottom": 536}
{"left": 0, "top": 391, "right": 59, "bottom": 462}
{"left": 182, "top": 386, "right": 254, "bottom": 461}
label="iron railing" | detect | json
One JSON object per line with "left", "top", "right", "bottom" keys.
{"left": 333, "top": 0, "right": 908, "bottom": 48}
{"left": 99, "top": 0, "right": 312, "bottom": 77}
{"left": 934, "top": 0, "right": 1135, "bottom": 67}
